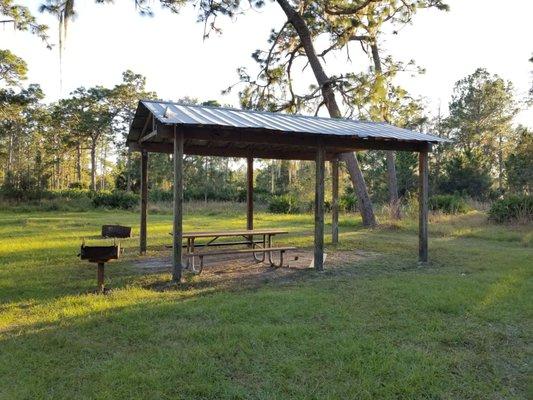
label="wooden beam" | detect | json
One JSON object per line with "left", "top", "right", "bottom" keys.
{"left": 139, "top": 113, "right": 153, "bottom": 138}
{"left": 314, "top": 142, "right": 325, "bottom": 271}
{"left": 419, "top": 151, "right": 429, "bottom": 263}
{"left": 128, "top": 141, "right": 337, "bottom": 161}
{"left": 331, "top": 158, "right": 339, "bottom": 245}
{"left": 129, "top": 134, "right": 433, "bottom": 159}
{"left": 154, "top": 125, "right": 433, "bottom": 153}
{"left": 139, "top": 150, "right": 148, "bottom": 254}
{"left": 246, "top": 156, "right": 254, "bottom": 231}
{"left": 139, "top": 129, "right": 158, "bottom": 143}
{"left": 172, "top": 127, "right": 184, "bottom": 282}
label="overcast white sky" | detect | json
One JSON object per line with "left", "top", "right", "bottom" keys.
{"left": 1, "top": 0, "right": 532, "bottom": 126}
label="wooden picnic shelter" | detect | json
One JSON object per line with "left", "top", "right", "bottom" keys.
{"left": 127, "top": 100, "right": 446, "bottom": 282}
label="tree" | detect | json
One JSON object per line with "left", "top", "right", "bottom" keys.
{"left": 437, "top": 152, "right": 492, "bottom": 199}
{"left": 427, "top": 108, "right": 452, "bottom": 193}
{"left": 232, "top": 0, "right": 447, "bottom": 223}
{"left": 529, "top": 55, "right": 533, "bottom": 100}
{"left": 0, "top": 49, "right": 27, "bottom": 87}
{"left": 67, "top": 86, "right": 114, "bottom": 190}
{"left": 47, "top": 98, "right": 87, "bottom": 184}
{"left": 279, "top": 0, "right": 379, "bottom": 225}
{"left": 506, "top": 126, "right": 532, "bottom": 194}
{"left": 0, "top": 0, "right": 50, "bottom": 46}
{"left": 39, "top": 0, "right": 76, "bottom": 88}
{"left": 309, "top": 0, "right": 448, "bottom": 219}
{"left": 448, "top": 68, "right": 518, "bottom": 193}
{"left": 0, "top": 85, "right": 44, "bottom": 179}
{"left": 0, "top": 49, "right": 29, "bottom": 146}
{"left": 238, "top": 0, "right": 380, "bottom": 226}
{"left": 108, "top": 70, "right": 156, "bottom": 191}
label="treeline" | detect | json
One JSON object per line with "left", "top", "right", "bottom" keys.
{"left": 0, "top": 48, "right": 531, "bottom": 214}
{"left": 1, "top": 50, "right": 155, "bottom": 194}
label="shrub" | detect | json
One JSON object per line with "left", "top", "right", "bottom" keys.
{"left": 429, "top": 195, "right": 468, "bottom": 214}
{"left": 0, "top": 186, "right": 92, "bottom": 202}
{"left": 68, "top": 182, "right": 86, "bottom": 189}
{"left": 488, "top": 195, "right": 533, "bottom": 223}
{"left": 149, "top": 189, "right": 174, "bottom": 203}
{"left": 268, "top": 195, "right": 299, "bottom": 214}
{"left": 51, "top": 189, "right": 92, "bottom": 200}
{"left": 92, "top": 191, "right": 139, "bottom": 209}
{"left": 339, "top": 193, "right": 357, "bottom": 212}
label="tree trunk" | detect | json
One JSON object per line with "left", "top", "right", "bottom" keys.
{"left": 340, "top": 153, "right": 376, "bottom": 226}
{"left": 7, "top": 132, "right": 14, "bottom": 172}
{"left": 56, "top": 158, "right": 61, "bottom": 189}
{"left": 126, "top": 148, "right": 132, "bottom": 192}
{"left": 90, "top": 140, "right": 97, "bottom": 191}
{"left": 276, "top": 0, "right": 376, "bottom": 226}
{"left": 271, "top": 160, "right": 276, "bottom": 194}
{"left": 101, "top": 144, "right": 107, "bottom": 190}
{"left": 386, "top": 151, "right": 401, "bottom": 219}
{"left": 370, "top": 42, "right": 400, "bottom": 220}
{"left": 498, "top": 133, "right": 503, "bottom": 193}
{"left": 204, "top": 157, "right": 209, "bottom": 203}
{"left": 76, "top": 142, "right": 82, "bottom": 183}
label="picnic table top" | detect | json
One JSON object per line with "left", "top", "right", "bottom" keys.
{"left": 180, "top": 229, "right": 289, "bottom": 239}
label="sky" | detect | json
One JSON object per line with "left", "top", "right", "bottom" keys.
{"left": 1, "top": 0, "right": 532, "bottom": 126}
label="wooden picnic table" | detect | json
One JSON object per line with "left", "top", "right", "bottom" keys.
{"left": 182, "top": 229, "right": 288, "bottom": 239}
{"left": 176, "top": 229, "right": 289, "bottom": 272}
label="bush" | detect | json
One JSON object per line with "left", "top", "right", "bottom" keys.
{"left": 488, "top": 195, "right": 533, "bottom": 223}
{"left": 268, "top": 195, "right": 299, "bottom": 214}
{"left": 0, "top": 186, "right": 92, "bottom": 202}
{"left": 429, "top": 194, "right": 468, "bottom": 214}
{"left": 68, "top": 182, "right": 86, "bottom": 189}
{"left": 92, "top": 191, "right": 139, "bottom": 209}
{"left": 51, "top": 189, "right": 92, "bottom": 200}
{"left": 339, "top": 193, "right": 357, "bottom": 212}
{"left": 149, "top": 189, "right": 174, "bottom": 203}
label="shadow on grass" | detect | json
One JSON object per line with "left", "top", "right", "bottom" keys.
{"left": 0, "top": 228, "right": 438, "bottom": 306}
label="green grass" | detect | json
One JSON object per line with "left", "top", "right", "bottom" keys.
{"left": 0, "top": 207, "right": 531, "bottom": 399}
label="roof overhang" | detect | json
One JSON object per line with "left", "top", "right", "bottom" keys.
{"left": 127, "top": 100, "right": 448, "bottom": 160}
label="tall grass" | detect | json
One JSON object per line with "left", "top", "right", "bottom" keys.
{"left": 145, "top": 200, "right": 268, "bottom": 215}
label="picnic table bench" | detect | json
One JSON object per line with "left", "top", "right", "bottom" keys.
{"left": 169, "top": 229, "right": 295, "bottom": 273}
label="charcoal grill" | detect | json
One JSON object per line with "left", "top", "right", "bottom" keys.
{"left": 101, "top": 225, "right": 131, "bottom": 238}
{"left": 79, "top": 242, "right": 120, "bottom": 293}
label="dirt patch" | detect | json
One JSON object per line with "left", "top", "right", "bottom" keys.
{"left": 131, "top": 248, "right": 375, "bottom": 292}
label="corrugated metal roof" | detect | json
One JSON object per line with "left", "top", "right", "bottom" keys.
{"left": 137, "top": 100, "right": 447, "bottom": 144}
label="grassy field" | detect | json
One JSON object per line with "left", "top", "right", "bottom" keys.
{"left": 0, "top": 205, "right": 531, "bottom": 399}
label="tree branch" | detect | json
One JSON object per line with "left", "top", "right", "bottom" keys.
{"left": 324, "top": 0, "right": 378, "bottom": 16}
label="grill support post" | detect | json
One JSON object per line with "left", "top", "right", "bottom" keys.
{"left": 97, "top": 262, "right": 105, "bottom": 294}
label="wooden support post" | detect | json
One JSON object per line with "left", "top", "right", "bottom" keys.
{"left": 314, "top": 143, "right": 325, "bottom": 271}
{"left": 172, "top": 127, "right": 184, "bottom": 282}
{"left": 246, "top": 156, "right": 254, "bottom": 231}
{"left": 97, "top": 262, "right": 105, "bottom": 294}
{"left": 418, "top": 150, "right": 429, "bottom": 263}
{"left": 331, "top": 158, "right": 339, "bottom": 245}
{"left": 139, "top": 150, "right": 148, "bottom": 255}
